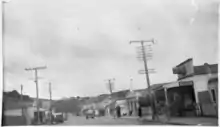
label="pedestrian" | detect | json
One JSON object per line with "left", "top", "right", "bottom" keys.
{"left": 138, "top": 106, "right": 142, "bottom": 118}
{"left": 129, "top": 110, "right": 132, "bottom": 116}
{"left": 113, "top": 107, "right": 117, "bottom": 119}
{"left": 116, "top": 105, "right": 120, "bottom": 118}
{"left": 118, "top": 106, "right": 121, "bottom": 118}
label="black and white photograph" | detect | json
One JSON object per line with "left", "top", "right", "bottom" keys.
{"left": 1, "top": 0, "right": 219, "bottom": 126}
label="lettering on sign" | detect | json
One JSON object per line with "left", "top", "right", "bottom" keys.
{"left": 179, "top": 81, "right": 194, "bottom": 86}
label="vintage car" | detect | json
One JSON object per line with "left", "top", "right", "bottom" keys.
{"left": 52, "top": 112, "right": 64, "bottom": 123}
{"left": 85, "top": 109, "right": 95, "bottom": 119}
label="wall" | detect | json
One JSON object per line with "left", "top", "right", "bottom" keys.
{"left": 2, "top": 116, "right": 26, "bottom": 126}
{"left": 208, "top": 80, "right": 218, "bottom": 104}
{"left": 3, "top": 108, "right": 29, "bottom": 125}
{"left": 4, "top": 109, "right": 22, "bottom": 116}
{"left": 193, "top": 74, "right": 218, "bottom": 117}
{"left": 27, "top": 107, "right": 35, "bottom": 119}
{"left": 178, "top": 73, "right": 218, "bottom": 103}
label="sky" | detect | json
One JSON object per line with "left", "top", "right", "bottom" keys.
{"left": 2, "top": 0, "right": 219, "bottom": 99}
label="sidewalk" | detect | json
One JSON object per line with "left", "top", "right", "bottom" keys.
{"left": 167, "top": 117, "right": 218, "bottom": 126}
{"left": 121, "top": 116, "right": 218, "bottom": 126}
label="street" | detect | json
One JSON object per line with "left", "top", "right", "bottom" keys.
{"left": 55, "top": 115, "right": 166, "bottom": 125}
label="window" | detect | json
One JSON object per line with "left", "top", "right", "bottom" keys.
{"left": 211, "top": 89, "right": 216, "bottom": 102}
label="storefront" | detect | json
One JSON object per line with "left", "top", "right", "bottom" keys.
{"left": 126, "top": 90, "right": 155, "bottom": 116}
{"left": 126, "top": 91, "right": 139, "bottom": 116}
{"left": 170, "top": 58, "right": 218, "bottom": 117}
{"left": 164, "top": 81, "right": 197, "bottom": 116}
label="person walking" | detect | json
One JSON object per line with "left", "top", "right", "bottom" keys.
{"left": 118, "top": 106, "right": 121, "bottom": 118}
{"left": 113, "top": 107, "right": 116, "bottom": 119}
{"left": 138, "top": 105, "right": 142, "bottom": 118}
{"left": 116, "top": 105, "right": 121, "bottom": 118}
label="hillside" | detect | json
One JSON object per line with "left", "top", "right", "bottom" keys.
{"left": 3, "top": 90, "right": 33, "bottom": 102}
{"left": 52, "top": 98, "right": 82, "bottom": 113}
{"left": 3, "top": 90, "right": 33, "bottom": 110}
{"left": 3, "top": 89, "right": 130, "bottom": 114}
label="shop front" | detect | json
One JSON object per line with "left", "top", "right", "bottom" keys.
{"left": 126, "top": 92, "right": 139, "bottom": 116}
{"left": 163, "top": 81, "right": 198, "bottom": 117}
{"left": 126, "top": 90, "right": 155, "bottom": 116}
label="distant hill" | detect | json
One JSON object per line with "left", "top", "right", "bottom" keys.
{"left": 3, "top": 89, "right": 130, "bottom": 113}
{"left": 52, "top": 98, "right": 82, "bottom": 113}
{"left": 3, "top": 90, "right": 34, "bottom": 110}
{"left": 3, "top": 90, "right": 55, "bottom": 110}
{"left": 3, "top": 90, "right": 33, "bottom": 102}
{"left": 48, "top": 90, "right": 130, "bottom": 113}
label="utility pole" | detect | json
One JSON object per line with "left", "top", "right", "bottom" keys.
{"left": 49, "top": 82, "right": 52, "bottom": 124}
{"left": 130, "top": 39, "right": 156, "bottom": 120}
{"left": 20, "top": 84, "right": 23, "bottom": 101}
{"left": 25, "top": 66, "right": 47, "bottom": 124}
{"left": 105, "top": 78, "right": 115, "bottom": 116}
{"left": 20, "top": 84, "right": 24, "bottom": 117}
{"left": 129, "top": 77, "right": 133, "bottom": 92}
{"left": 106, "top": 78, "right": 115, "bottom": 95}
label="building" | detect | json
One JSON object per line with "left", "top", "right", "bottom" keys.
{"left": 155, "top": 58, "right": 218, "bottom": 117}
{"left": 126, "top": 82, "right": 172, "bottom": 116}
{"left": 3, "top": 101, "right": 48, "bottom": 125}
{"left": 2, "top": 100, "right": 33, "bottom": 126}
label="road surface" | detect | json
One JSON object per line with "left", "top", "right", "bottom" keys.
{"left": 56, "top": 115, "right": 165, "bottom": 125}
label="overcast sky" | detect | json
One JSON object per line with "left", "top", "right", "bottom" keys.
{"left": 3, "top": 0, "right": 219, "bottom": 99}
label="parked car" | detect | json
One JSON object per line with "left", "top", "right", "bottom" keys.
{"left": 85, "top": 109, "right": 95, "bottom": 119}
{"left": 52, "top": 113, "right": 64, "bottom": 123}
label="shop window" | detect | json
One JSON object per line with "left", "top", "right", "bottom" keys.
{"left": 210, "top": 89, "right": 216, "bottom": 103}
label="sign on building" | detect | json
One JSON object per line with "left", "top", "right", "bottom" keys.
{"left": 179, "top": 81, "right": 194, "bottom": 86}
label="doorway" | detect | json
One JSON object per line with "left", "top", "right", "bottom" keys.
{"left": 167, "top": 85, "right": 196, "bottom": 117}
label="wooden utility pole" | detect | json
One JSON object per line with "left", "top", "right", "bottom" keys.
{"left": 130, "top": 77, "right": 133, "bottom": 92}
{"left": 49, "top": 82, "right": 52, "bottom": 104}
{"left": 20, "top": 84, "right": 23, "bottom": 101}
{"left": 49, "top": 82, "right": 52, "bottom": 124}
{"left": 130, "top": 39, "right": 156, "bottom": 120}
{"left": 25, "top": 66, "right": 47, "bottom": 124}
{"left": 20, "top": 84, "right": 24, "bottom": 117}
{"left": 105, "top": 78, "right": 115, "bottom": 116}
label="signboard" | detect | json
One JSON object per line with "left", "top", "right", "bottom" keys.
{"left": 173, "top": 58, "right": 194, "bottom": 80}
{"left": 179, "top": 81, "right": 194, "bottom": 86}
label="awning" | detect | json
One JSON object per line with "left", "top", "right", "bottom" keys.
{"left": 163, "top": 82, "right": 179, "bottom": 89}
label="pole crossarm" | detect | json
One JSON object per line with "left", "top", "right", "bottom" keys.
{"left": 25, "top": 66, "right": 47, "bottom": 71}
{"left": 130, "top": 39, "right": 155, "bottom": 44}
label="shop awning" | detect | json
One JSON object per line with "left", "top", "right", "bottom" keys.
{"left": 163, "top": 82, "right": 179, "bottom": 89}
